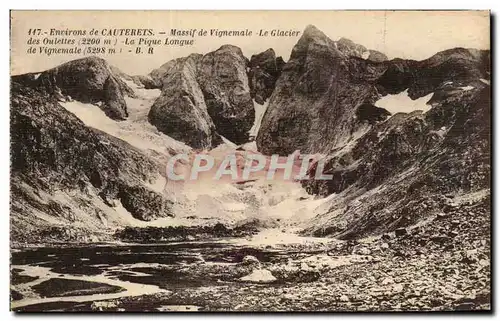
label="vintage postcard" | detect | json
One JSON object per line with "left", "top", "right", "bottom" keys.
{"left": 9, "top": 10, "right": 491, "bottom": 312}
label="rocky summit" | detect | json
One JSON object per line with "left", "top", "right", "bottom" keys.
{"left": 197, "top": 45, "right": 255, "bottom": 144}
{"left": 10, "top": 81, "right": 174, "bottom": 243}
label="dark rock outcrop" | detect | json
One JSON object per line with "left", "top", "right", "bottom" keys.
{"left": 356, "top": 103, "right": 391, "bottom": 124}
{"left": 197, "top": 45, "right": 255, "bottom": 144}
{"left": 148, "top": 54, "right": 219, "bottom": 149}
{"left": 303, "top": 85, "right": 490, "bottom": 239}
{"left": 256, "top": 25, "right": 381, "bottom": 155}
{"left": 248, "top": 49, "right": 285, "bottom": 104}
{"left": 12, "top": 57, "right": 134, "bottom": 120}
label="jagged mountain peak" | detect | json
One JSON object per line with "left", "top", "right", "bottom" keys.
{"left": 215, "top": 44, "right": 246, "bottom": 56}
{"left": 57, "top": 55, "right": 107, "bottom": 67}
{"left": 302, "top": 24, "right": 327, "bottom": 39}
{"left": 290, "top": 25, "right": 342, "bottom": 60}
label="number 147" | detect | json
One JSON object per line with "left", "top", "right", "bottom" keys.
{"left": 28, "top": 29, "right": 42, "bottom": 36}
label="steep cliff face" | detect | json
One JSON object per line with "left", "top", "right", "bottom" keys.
{"left": 197, "top": 45, "right": 255, "bottom": 144}
{"left": 10, "top": 82, "right": 174, "bottom": 243}
{"left": 12, "top": 57, "right": 134, "bottom": 120}
{"left": 256, "top": 25, "right": 383, "bottom": 155}
{"left": 147, "top": 54, "right": 220, "bottom": 149}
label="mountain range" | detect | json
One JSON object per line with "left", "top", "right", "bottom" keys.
{"left": 10, "top": 25, "right": 490, "bottom": 244}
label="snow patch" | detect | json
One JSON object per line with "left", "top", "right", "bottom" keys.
{"left": 122, "top": 78, "right": 161, "bottom": 99}
{"left": 240, "top": 269, "right": 277, "bottom": 283}
{"left": 479, "top": 78, "right": 490, "bottom": 85}
{"left": 460, "top": 86, "right": 474, "bottom": 91}
{"left": 375, "top": 89, "right": 433, "bottom": 114}
{"left": 232, "top": 228, "right": 335, "bottom": 247}
{"left": 61, "top": 93, "right": 188, "bottom": 160}
{"left": 249, "top": 100, "right": 269, "bottom": 137}
{"left": 361, "top": 51, "right": 370, "bottom": 59}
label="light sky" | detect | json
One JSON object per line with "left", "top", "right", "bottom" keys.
{"left": 11, "top": 11, "right": 490, "bottom": 76}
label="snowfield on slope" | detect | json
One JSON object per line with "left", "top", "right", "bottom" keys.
{"left": 375, "top": 89, "right": 434, "bottom": 114}
{"left": 60, "top": 80, "right": 189, "bottom": 162}
{"left": 249, "top": 100, "right": 269, "bottom": 137}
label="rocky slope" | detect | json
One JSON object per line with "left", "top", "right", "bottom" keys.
{"left": 12, "top": 57, "right": 135, "bottom": 120}
{"left": 10, "top": 81, "right": 175, "bottom": 243}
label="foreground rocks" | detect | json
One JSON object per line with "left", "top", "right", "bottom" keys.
{"left": 14, "top": 196, "right": 489, "bottom": 312}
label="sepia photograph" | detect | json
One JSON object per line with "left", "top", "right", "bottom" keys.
{"left": 8, "top": 10, "right": 491, "bottom": 312}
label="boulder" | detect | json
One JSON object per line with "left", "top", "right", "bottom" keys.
{"left": 241, "top": 255, "right": 260, "bottom": 266}
{"left": 395, "top": 228, "right": 408, "bottom": 237}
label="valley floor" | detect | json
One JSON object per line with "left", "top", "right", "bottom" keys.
{"left": 11, "top": 196, "right": 490, "bottom": 312}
